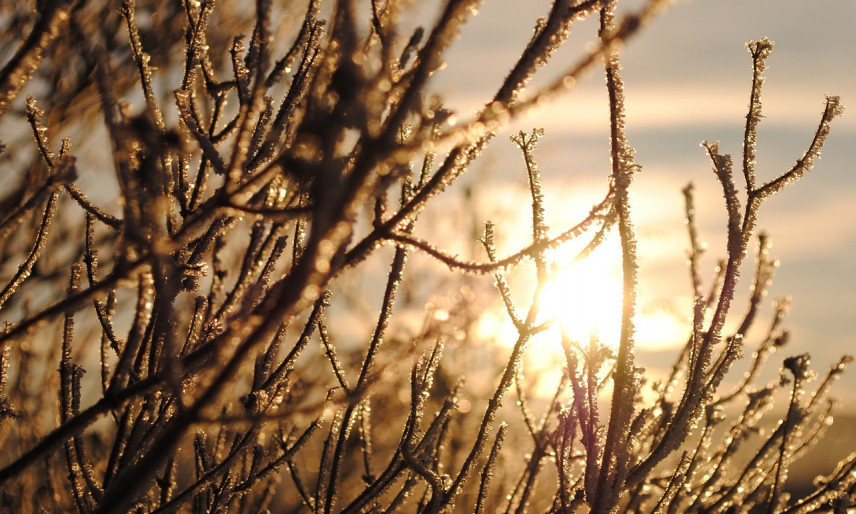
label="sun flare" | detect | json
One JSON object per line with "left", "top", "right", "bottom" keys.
{"left": 539, "top": 238, "right": 691, "bottom": 352}
{"left": 539, "top": 242, "right": 625, "bottom": 348}
{"left": 475, "top": 235, "right": 690, "bottom": 358}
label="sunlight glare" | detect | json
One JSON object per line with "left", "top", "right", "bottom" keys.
{"left": 540, "top": 240, "right": 624, "bottom": 348}
{"left": 476, "top": 232, "right": 691, "bottom": 396}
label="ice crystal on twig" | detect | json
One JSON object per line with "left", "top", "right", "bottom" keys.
{"left": 0, "top": 1, "right": 849, "bottom": 512}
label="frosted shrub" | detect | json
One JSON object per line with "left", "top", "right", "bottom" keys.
{"left": 0, "top": 0, "right": 850, "bottom": 512}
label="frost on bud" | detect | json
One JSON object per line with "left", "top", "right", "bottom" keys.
{"left": 783, "top": 353, "right": 810, "bottom": 380}
{"left": 746, "top": 37, "right": 774, "bottom": 62}
{"left": 825, "top": 95, "right": 845, "bottom": 119}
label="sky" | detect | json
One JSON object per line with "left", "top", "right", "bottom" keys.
{"left": 406, "top": 0, "right": 856, "bottom": 400}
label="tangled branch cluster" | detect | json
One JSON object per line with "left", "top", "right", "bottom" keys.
{"left": 0, "top": 0, "right": 850, "bottom": 512}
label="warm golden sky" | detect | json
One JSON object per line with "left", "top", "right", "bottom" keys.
{"left": 414, "top": 0, "right": 856, "bottom": 395}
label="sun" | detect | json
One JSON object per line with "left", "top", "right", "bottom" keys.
{"left": 472, "top": 239, "right": 625, "bottom": 352}
{"left": 539, "top": 237, "right": 691, "bottom": 352}
{"left": 538, "top": 239, "right": 624, "bottom": 347}
{"left": 471, "top": 233, "right": 690, "bottom": 398}
{"left": 539, "top": 236, "right": 692, "bottom": 352}
{"left": 474, "top": 234, "right": 690, "bottom": 359}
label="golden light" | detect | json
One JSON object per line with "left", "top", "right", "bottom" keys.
{"left": 634, "top": 305, "right": 690, "bottom": 351}
{"left": 473, "top": 229, "right": 691, "bottom": 383}
{"left": 539, "top": 239, "right": 625, "bottom": 348}
{"left": 472, "top": 236, "right": 626, "bottom": 397}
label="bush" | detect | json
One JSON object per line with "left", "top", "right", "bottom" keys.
{"left": 0, "top": 0, "right": 850, "bottom": 512}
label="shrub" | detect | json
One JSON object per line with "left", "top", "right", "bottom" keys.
{"left": 0, "top": 0, "right": 850, "bottom": 512}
